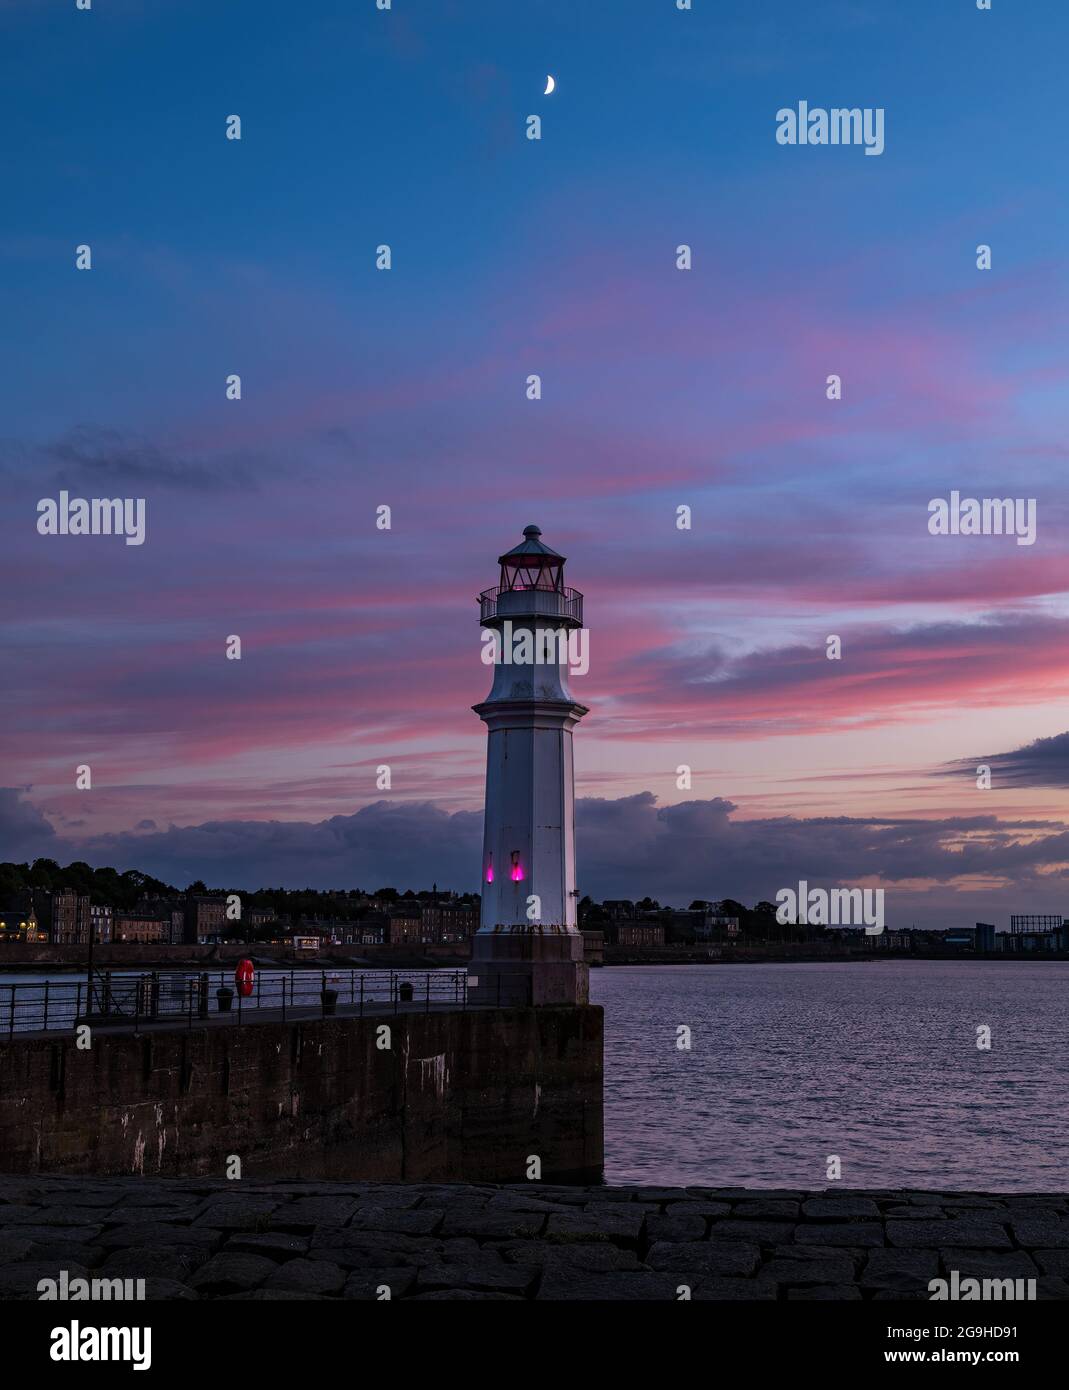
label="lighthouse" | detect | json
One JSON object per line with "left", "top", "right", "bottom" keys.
{"left": 471, "top": 526, "right": 589, "bottom": 1006}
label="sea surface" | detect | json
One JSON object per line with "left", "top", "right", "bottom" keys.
{"left": 591, "top": 960, "right": 1069, "bottom": 1192}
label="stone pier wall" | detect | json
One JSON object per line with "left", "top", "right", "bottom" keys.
{"left": 0, "top": 1007, "right": 603, "bottom": 1184}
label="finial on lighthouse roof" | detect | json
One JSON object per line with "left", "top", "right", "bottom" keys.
{"left": 523, "top": 524, "right": 541, "bottom": 538}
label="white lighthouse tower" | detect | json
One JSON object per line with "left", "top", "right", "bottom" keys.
{"left": 471, "top": 525, "right": 589, "bottom": 1006}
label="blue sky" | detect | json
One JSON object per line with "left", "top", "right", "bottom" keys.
{"left": 3, "top": 1, "right": 1069, "bottom": 923}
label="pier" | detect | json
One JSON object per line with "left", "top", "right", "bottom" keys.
{"left": 0, "top": 1000, "right": 603, "bottom": 1185}
{"left": 1, "top": 1177, "right": 1067, "bottom": 1300}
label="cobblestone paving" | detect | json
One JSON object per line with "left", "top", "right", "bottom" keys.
{"left": 2, "top": 1178, "right": 1068, "bottom": 1300}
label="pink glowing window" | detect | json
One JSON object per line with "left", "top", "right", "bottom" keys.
{"left": 510, "top": 851, "right": 523, "bottom": 882}
{"left": 486, "top": 854, "right": 493, "bottom": 884}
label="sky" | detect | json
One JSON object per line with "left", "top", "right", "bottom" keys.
{"left": 2, "top": 0, "right": 1069, "bottom": 926}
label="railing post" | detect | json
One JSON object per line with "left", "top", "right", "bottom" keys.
{"left": 43, "top": 980, "right": 49, "bottom": 1032}
{"left": 360, "top": 974, "right": 364, "bottom": 1018}
{"left": 425, "top": 972, "right": 431, "bottom": 1013}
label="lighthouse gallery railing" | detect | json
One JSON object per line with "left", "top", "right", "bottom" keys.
{"left": 478, "top": 586, "right": 583, "bottom": 625}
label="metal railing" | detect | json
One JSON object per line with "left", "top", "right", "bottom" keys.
{"left": 478, "top": 585, "right": 583, "bottom": 625}
{"left": 1, "top": 967, "right": 533, "bottom": 1037}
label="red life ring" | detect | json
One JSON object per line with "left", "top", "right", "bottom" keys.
{"left": 235, "top": 958, "right": 255, "bottom": 997}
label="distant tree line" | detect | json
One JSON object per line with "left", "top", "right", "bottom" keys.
{"left": 0, "top": 859, "right": 177, "bottom": 911}
{"left": 0, "top": 859, "right": 480, "bottom": 923}
{"left": 578, "top": 895, "right": 803, "bottom": 939}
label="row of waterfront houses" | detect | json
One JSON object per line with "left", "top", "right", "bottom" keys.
{"left": 0, "top": 890, "right": 231, "bottom": 946}
{"left": 584, "top": 902, "right": 743, "bottom": 948}
{"left": 4, "top": 886, "right": 1064, "bottom": 954}
{"left": 0, "top": 887, "right": 479, "bottom": 948}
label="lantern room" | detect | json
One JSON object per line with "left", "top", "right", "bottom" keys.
{"left": 478, "top": 525, "right": 583, "bottom": 628}
{"left": 498, "top": 524, "right": 565, "bottom": 593}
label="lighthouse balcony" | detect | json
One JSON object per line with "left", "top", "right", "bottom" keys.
{"left": 479, "top": 585, "right": 584, "bottom": 627}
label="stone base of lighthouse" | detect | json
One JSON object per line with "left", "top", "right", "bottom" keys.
{"left": 468, "top": 927, "right": 589, "bottom": 1007}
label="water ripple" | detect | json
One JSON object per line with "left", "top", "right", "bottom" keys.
{"left": 592, "top": 960, "right": 1069, "bottom": 1190}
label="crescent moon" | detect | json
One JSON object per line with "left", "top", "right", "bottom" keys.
{"left": 544, "top": 75, "right": 555, "bottom": 95}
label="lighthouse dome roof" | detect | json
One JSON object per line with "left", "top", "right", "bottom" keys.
{"left": 498, "top": 525, "right": 564, "bottom": 565}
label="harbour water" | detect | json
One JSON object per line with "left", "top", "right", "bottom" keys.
{"left": 592, "top": 960, "right": 1069, "bottom": 1191}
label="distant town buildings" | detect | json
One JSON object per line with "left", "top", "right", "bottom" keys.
{"left": 0, "top": 895, "right": 47, "bottom": 944}
{"left": 998, "top": 921, "right": 1069, "bottom": 953}
{"left": 112, "top": 911, "right": 166, "bottom": 944}
{"left": 89, "top": 904, "right": 113, "bottom": 944}
{"left": 385, "top": 911, "right": 422, "bottom": 946}
{"left": 865, "top": 920, "right": 1069, "bottom": 955}
{"left": 2, "top": 867, "right": 1067, "bottom": 959}
{"left": 584, "top": 900, "right": 1069, "bottom": 957}
{"left": 604, "top": 921, "right": 665, "bottom": 948}
{"left": 184, "top": 895, "right": 228, "bottom": 944}
{"left": 46, "top": 888, "right": 91, "bottom": 945}
{"left": 420, "top": 900, "right": 478, "bottom": 943}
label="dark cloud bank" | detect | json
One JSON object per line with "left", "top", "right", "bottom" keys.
{"left": 3, "top": 786, "right": 1067, "bottom": 930}
{"left": 942, "top": 731, "right": 1069, "bottom": 789}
